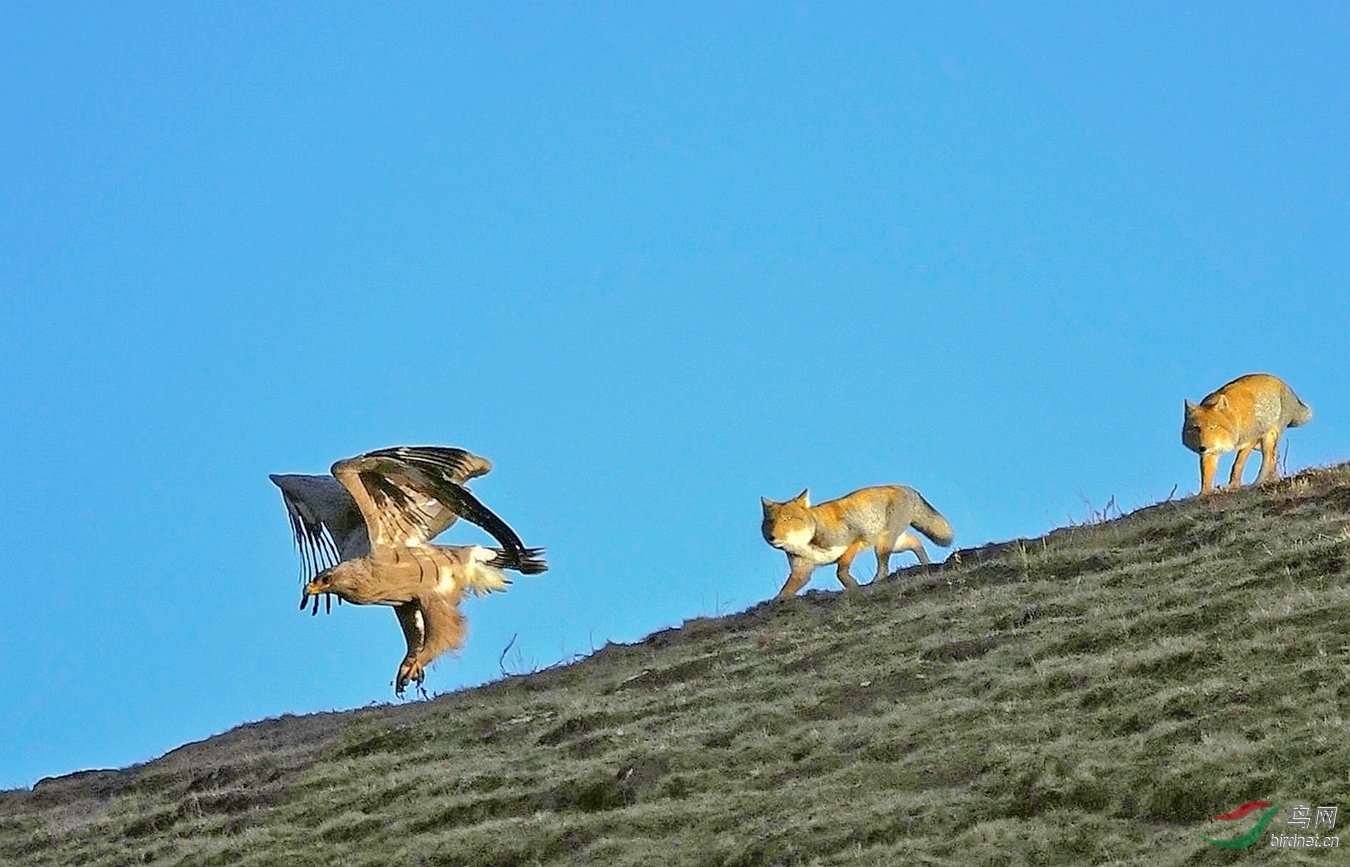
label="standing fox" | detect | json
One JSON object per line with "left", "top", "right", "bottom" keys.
{"left": 761, "top": 485, "right": 954, "bottom": 600}
{"left": 1182, "top": 373, "right": 1312, "bottom": 496}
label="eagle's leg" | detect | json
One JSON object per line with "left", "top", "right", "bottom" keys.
{"left": 396, "top": 659, "right": 426, "bottom": 696}
{"left": 393, "top": 597, "right": 466, "bottom": 696}
{"left": 393, "top": 603, "right": 426, "bottom": 697}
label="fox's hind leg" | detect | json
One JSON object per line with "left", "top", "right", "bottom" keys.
{"left": 872, "top": 535, "right": 892, "bottom": 583}
{"left": 872, "top": 533, "right": 927, "bottom": 581}
{"left": 1256, "top": 429, "right": 1282, "bottom": 484}
{"left": 893, "top": 532, "right": 930, "bottom": 567}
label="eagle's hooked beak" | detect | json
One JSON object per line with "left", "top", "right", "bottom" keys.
{"left": 302, "top": 580, "right": 326, "bottom": 615}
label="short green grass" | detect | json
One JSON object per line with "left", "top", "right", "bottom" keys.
{"left": 4, "top": 466, "right": 1350, "bottom": 866}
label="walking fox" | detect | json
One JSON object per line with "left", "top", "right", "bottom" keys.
{"left": 761, "top": 486, "right": 954, "bottom": 600}
{"left": 1182, "top": 373, "right": 1312, "bottom": 495}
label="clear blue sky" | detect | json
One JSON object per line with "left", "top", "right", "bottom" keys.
{"left": 3, "top": 3, "right": 1347, "bottom": 791}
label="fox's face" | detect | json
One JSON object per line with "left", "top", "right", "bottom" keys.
{"left": 761, "top": 491, "right": 815, "bottom": 552}
{"left": 1182, "top": 399, "right": 1237, "bottom": 455}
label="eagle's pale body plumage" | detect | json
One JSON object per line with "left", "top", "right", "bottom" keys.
{"left": 270, "top": 446, "right": 545, "bottom": 694}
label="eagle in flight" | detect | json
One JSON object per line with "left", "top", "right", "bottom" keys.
{"left": 270, "top": 446, "right": 546, "bottom": 695}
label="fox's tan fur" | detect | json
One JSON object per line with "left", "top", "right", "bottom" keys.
{"left": 761, "top": 485, "right": 954, "bottom": 600}
{"left": 1182, "top": 373, "right": 1312, "bottom": 496}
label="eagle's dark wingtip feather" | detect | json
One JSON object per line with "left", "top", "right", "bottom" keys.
{"left": 489, "top": 546, "right": 547, "bottom": 574}
{"left": 519, "top": 547, "right": 547, "bottom": 575}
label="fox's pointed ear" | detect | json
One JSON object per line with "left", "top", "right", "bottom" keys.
{"left": 760, "top": 496, "right": 773, "bottom": 508}
{"left": 1184, "top": 399, "right": 1197, "bottom": 412}
{"left": 794, "top": 488, "right": 809, "bottom": 505}
{"left": 1214, "top": 394, "right": 1229, "bottom": 411}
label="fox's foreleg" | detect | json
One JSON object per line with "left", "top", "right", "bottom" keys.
{"left": 834, "top": 540, "right": 866, "bottom": 590}
{"left": 1225, "top": 443, "right": 1256, "bottom": 491}
{"left": 1199, "top": 452, "right": 1219, "bottom": 496}
{"left": 775, "top": 555, "right": 818, "bottom": 600}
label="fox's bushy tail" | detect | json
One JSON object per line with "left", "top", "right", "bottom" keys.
{"left": 1289, "top": 394, "right": 1313, "bottom": 427}
{"left": 909, "top": 492, "right": 955, "bottom": 547}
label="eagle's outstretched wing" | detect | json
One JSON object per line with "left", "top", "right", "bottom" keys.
{"left": 271, "top": 447, "right": 494, "bottom": 582}
{"left": 331, "top": 446, "right": 546, "bottom": 575}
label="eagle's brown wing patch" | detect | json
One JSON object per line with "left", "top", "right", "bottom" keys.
{"left": 332, "top": 447, "right": 544, "bottom": 574}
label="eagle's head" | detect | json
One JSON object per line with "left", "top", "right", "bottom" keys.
{"left": 302, "top": 559, "right": 384, "bottom": 608}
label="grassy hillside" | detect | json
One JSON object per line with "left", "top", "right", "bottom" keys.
{"left": 4, "top": 466, "right": 1350, "bottom": 866}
